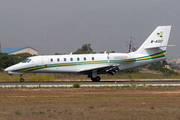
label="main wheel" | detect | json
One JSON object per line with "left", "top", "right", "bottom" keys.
{"left": 95, "top": 76, "right": 101, "bottom": 82}
{"left": 20, "top": 78, "right": 24, "bottom": 82}
{"left": 91, "top": 77, "right": 96, "bottom": 82}
{"left": 91, "top": 76, "right": 101, "bottom": 82}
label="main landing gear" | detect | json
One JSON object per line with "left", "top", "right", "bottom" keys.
{"left": 91, "top": 76, "right": 101, "bottom": 82}
{"left": 90, "top": 70, "right": 101, "bottom": 82}
{"left": 20, "top": 74, "right": 24, "bottom": 82}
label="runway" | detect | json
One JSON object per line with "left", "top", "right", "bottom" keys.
{"left": 1, "top": 80, "right": 180, "bottom": 87}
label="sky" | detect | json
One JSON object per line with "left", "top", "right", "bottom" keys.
{"left": 0, "top": 0, "right": 179, "bottom": 59}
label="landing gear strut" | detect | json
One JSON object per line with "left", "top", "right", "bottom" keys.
{"left": 20, "top": 74, "right": 24, "bottom": 82}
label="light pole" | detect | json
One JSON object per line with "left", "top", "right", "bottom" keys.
{"left": 44, "top": 34, "right": 50, "bottom": 55}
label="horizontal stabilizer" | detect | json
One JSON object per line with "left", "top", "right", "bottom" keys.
{"left": 144, "top": 45, "right": 175, "bottom": 49}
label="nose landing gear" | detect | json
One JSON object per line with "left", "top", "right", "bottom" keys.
{"left": 20, "top": 74, "right": 24, "bottom": 82}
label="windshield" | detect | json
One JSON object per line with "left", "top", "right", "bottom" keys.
{"left": 22, "top": 59, "right": 31, "bottom": 63}
{"left": 27, "top": 59, "right": 31, "bottom": 63}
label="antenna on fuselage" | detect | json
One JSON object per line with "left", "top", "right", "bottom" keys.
{"left": 70, "top": 52, "right": 73, "bottom": 55}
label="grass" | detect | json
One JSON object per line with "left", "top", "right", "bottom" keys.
{"left": 149, "top": 106, "right": 155, "bottom": 109}
{"left": 73, "top": 83, "right": 80, "bottom": 88}
{"left": 89, "top": 105, "right": 94, "bottom": 109}
{"left": 15, "top": 109, "right": 21, "bottom": 115}
{"left": 39, "top": 110, "right": 43, "bottom": 114}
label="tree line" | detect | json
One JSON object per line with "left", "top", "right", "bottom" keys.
{"left": 0, "top": 53, "right": 32, "bottom": 71}
{"left": 147, "top": 61, "right": 178, "bottom": 76}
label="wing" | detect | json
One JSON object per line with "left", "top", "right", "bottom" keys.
{"left": 78, "top": 64, "right": 121, "bottom": 75}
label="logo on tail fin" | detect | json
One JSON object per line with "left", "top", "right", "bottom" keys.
{"left": 157, "top": 32, "right": 163, "bottom": 37}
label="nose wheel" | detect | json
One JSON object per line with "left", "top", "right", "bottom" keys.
{"left": 20, "top": 74, "right": 24, "bottom": 82}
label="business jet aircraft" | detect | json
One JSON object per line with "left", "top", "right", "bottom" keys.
{"left": 5, "top": 26, "right": 172, "bottom": 82}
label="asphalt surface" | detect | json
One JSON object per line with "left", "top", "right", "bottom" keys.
{"left": 1, "top": 80, "right": 180, "bottom": 87}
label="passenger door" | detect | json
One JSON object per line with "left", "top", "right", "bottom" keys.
{"left": 107, "top": 53, "right": 110, "bottom": 63}
{"left": 42, "top": 57, "right": 49, "bottom": 70}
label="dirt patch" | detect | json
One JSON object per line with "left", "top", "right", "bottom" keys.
{"left": 1, "top": 87, "right": 180, "bottom": 120}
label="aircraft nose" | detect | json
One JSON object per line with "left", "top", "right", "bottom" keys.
{"left": 5, "top": 67, "right": 11, "bottom": 72}
{"left": 5, "top": 65, "right": 17, "bottom": 72}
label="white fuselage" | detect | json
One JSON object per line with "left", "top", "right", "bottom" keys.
{"left": 5, "top": 52, "right": 165, "bottom": 74}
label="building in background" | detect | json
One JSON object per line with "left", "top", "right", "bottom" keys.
{"left": 0, "top": 45, "right": 38, "bottom": 55}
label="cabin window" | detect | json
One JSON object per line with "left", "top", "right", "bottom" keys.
{"left": 84, "top": 57, "right": 86, "bottom": 61}
{"left": 50, "top": 58, "right": 53, "bottom": 62}
{"left": 77, "top": 57, "right": 80, "bottom": 61}
{"left": 92, "top": 57, "right": 94, "bottom": 60}
{"left": 57, "top": 58, "right": 60, "bottom": 62}
{"left": 64, "top": 58, "right": 66, "bottom": 61}
{"left": 70, "top": 58, "right": 73, "bottom": 61}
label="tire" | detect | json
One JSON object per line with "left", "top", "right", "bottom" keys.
{"left": 20, "top": 78, "right": 24, "bottom": 82}
{"left": 91, "top": 77, "right": 95, "bottom": 82}
{"left": 91, "top": 76, "right": 101, "bottom": 82}
{"left": 95, "top": 76, "right": 101, "bottom": 82}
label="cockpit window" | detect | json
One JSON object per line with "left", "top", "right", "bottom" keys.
{"left": 22, "top": 59, "right": 28, "bottom": 63}
{"left": 22, "top": 59, "right": 31, "bottom": 63}
{"left": 27, "top": 59, "right": 31, "bottom": 63}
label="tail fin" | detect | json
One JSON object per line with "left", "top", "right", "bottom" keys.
{"left": 135, "top": 26, "right": 172, "bottom": 55}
